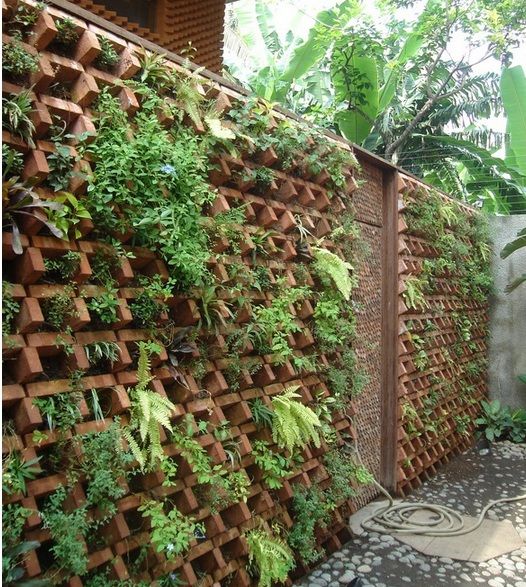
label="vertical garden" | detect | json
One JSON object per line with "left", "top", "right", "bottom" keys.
{"left": 2, "top": 1, "right": 491, "bottom": 585}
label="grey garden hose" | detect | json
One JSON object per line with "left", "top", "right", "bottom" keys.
{"left": 344, "top": 416, "right": 526, "bottom": 538}
{"left": 360, "top": 479, "right": 526, "bottom": 537}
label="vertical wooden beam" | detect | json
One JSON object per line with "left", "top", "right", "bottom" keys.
{"left": 380, "top": 168, "right": 399, "bottom": 490}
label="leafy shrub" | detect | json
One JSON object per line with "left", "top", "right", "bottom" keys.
{"left": 78, "top": 423, "right": 131, "bottom": 524}
{"left": 138, "top": 499, "right": 203, "bottom": 559}
{"left": 41, "top": 287, "right": 76, "bottom": 331}
{"left": 84, "top": 341, "right": 121, "bottom": 365}
{"left": 2, "top": 39, "right": 39, "bottom": 79}
{"left": 87, "top": 89, "right": 214, "bottom": 290}
{"left": 53, "top": 18, "right": 79, "bottom": 51}
{"left": 249, "top": 398, "right": 274, "bottom": 428}
{"left": 44, "top": 251, "right": 81, "bottom": 281}
{"left": 94, "top": 35, "right": 119, "bottom": 71}
{"left": 2, "top": 281, "right": 20, "bottom": 335}
{"left": 2, "top": 450, "right": 40, "bottom": 496}
{"left": 252, "top": 440, "right": 300, "bottom": 489}
{"left": 87, "top": 289, "right": 120, "bottom": 325}
{"left": 2, "top": 503, "right": 40, "bottom": 585}
{"left": 2, "top": 144, "right": 24, "bottom": 177}
{"left": 33, "top": 388, "right": 83, "bottom": 432}
{"left": 41, "top": 487, "right": 89, "bottom": 578}
{"left": 288, "top": 484, "right": 332, "bottom": 564}
{"left": 476, "top": 400, "right": 526, "bottom": 443}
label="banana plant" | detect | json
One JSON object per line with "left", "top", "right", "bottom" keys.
{"left": 501, "top": 226, "right": 526, "bottom": 292}
{"left": 500, "top": 65, "right": 526, "bottom": 180}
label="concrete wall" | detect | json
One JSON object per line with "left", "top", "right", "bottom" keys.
{"left": 488, "top": 215, "right": 526, "bottom": 408}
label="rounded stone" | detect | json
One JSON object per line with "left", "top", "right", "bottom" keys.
{"left": 357, "top": 564, "right": 371, "bottom": 573}
{"left": 338, "top": 571, "right": 355, "bottom": 584}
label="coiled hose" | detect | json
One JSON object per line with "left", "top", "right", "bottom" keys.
{"left": 360, "top": 479, "right": 526, "bottom": 536}
{"left": 344, "top": 418, "right": 526, "bottom": 537}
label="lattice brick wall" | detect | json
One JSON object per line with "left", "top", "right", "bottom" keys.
{"left": 395, "top": 174, "right": 488, "bottom": 496}
{"left": 74, "top": 0, "right": 226, "bottom": 72}
{"left": 2, "top": 2, "right": 383, "bottom": 584}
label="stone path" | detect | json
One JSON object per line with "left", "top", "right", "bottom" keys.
{"left": 294, "top": 442, "right": 526, "bottom": 587}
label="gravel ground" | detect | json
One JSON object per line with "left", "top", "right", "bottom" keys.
{"left": 294, "top": 441, "right": 526, "bottom": 587}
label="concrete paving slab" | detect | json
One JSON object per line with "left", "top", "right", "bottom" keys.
{"left": 396, "top": 512, "right": 524, "bottom": 562}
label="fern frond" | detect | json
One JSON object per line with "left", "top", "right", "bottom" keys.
{"left": 125, "top": 343, "right": 177, "bottom": 470}
{"left": 122, "top": 426, "right": 146, "bottom": 469}
{"left": 312, "top": 247, "right": 354, "bottom": 300}
{"left": 136, "top": 342, "right": 153, "bottom": 391}
{"left": 271, "top": 387, "right": 322, "bottom": 453}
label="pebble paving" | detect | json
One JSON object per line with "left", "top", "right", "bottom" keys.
{"left": 294, "top": 442, "right": 526, "bottom": 587}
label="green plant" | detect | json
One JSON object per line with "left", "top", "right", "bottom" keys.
{"left": 205, "top": 205, "right": 246, "bottom": 253}
{"left": 86, "top": 288, "right": 120, "bottom": 325}
{"left": 41, "top": 286, "right": 76, "bottom": 331}
{"left": 2, "top": 450, "right": 40, "bottom": 495}
{"left": 2, "top": 144, "right": 24, "bottom": 178}
{"left": 325, "top": 348, "right": 367, "bottom": 408}
{"left": 78, "top": 422, "right": 131, "bottom": 524}
{"left": 129, "top": 275, "right": 174, "bottom": 330}
{"left": 44, "top": 251, "right": 81, "bottom": 281}
{"left": 88, "top": 388, "right": 104, "bottom": 421}
{"left": 313, "top": 292, "right": 356, "bottom": 352}
{"left": 41, "top": 487, "right": 89, "bottom": 578}
{"left": 2, "top": 503, "right": 45, "bottom": 586}
{"left": 2, "top": 89, "right": 35, "bottom": 146}
{"left": 403, "top": 276, "right": 428, "bottom": 310}
{"left": 46, "top": 124, "right": 76, "bottom": 188}
{"left": 251, "top": 227, "right": 279, "bottom": 262}
{"left": 84, "top": 341, "right": 121, "bottom": 365}
{"left": 250, "top": 282, "right": 308, "bottom": 364}
{"left": 34, "top": 389, "right": 83, "bottom": 432}
{"left": 2, "top": 39, "right": 39, "bottom": 79}
{"left": 94, "top": 35, "right": 119, "bottom": 71}
{"left": 252, "top": 440, "right": 299, "bottom": 489}
{"left": 2, "top": 281, "right": 20, "bottom": 335}
{"left": 322, "top": 448, "right": 360, "bottom": 506}
{"left": 198, "top": 285, "right": 233, "bottom": 330}
{"left": 87, "top": 89, "right": 214, "bottom": 290}
{"left": 138, "top": 499, "right": 203, "bottom": 559}
{"left": 271, "top": 386, "right": 322, "bottom": 454}
{"left": 7, "top": 2, "right": 44, "bottom": 36}
{"left": 46, "top": 191, "right": 92, "bottom": 238}
{"left": 84, "top": 570, "right": 149, "bottom": 587}
{"left": 249, "top": 398, "right": 274, "bottom": 429}
{"left": 3, "top": 176, "right": 64, "bottom": 254}
{"left": 53, "top": 18, "right": 79, "bottom": 50}
{"left": 136, "top": 50, "right": 172, "bottom": 89}
{"left": 246, "top": 524, "right": 295, "bottom": 587}
{"left": 171, "top": 416, "right": 249, "bottom": 511}
{"left": 122, "top": 343, "right": 177, "bottom": 470}
{"left": 288, "top": 484, "right": 332, "bottom": 564}
{"left": 252, "top": 166, "right": 275, "bottom": 193}
{"left": 453, "top": 414, "right": 471, "bottom": 435}
{"left": 89, "top": 246, "right": 120, "bottom": 287}
{"left": 312, "top": 246, "right": 355, "bottom": 300}
{"left": 475, "top": 400, "right": 526, "bottom": 443}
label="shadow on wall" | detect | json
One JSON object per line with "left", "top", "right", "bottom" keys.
{"left": 488, "top": 216, "right": 526, "bottom": 408}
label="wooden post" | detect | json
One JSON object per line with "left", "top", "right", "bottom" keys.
{"left": 380, "top": 168, "right": 399, "bottom": 490}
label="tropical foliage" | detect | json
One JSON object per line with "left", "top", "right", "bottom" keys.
{"left": 226, "top": 0, "right": 526, "bottom": 212}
